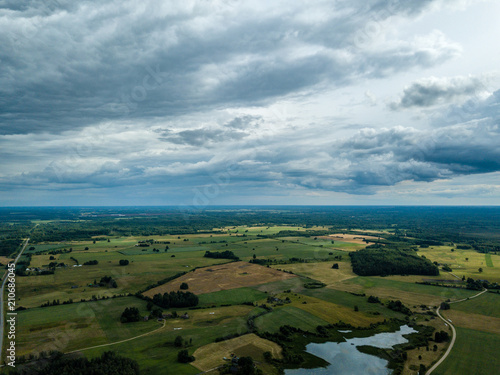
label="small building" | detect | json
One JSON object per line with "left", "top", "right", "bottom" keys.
{"left": 143, "top": 316, "right": 149, "bottom": 321}
{"left": 181, "top": 313, "right": 189, "bottom": 319}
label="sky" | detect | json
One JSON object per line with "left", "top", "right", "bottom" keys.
{"left": 1, "top": 0, "right": 499, "bottom": 207}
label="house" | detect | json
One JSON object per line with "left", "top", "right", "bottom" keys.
{"left": 181, "top": 313, "right": 189, "bottom": 319}
{"left": 143, "top": 316, "right": 149, "bottom": 321}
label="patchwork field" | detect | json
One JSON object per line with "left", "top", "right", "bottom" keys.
{"left": 8, "top": 218, "right": 500, "bottom": 375}
{"left": 143, "top": 261, "right": 296, "bottom": 297}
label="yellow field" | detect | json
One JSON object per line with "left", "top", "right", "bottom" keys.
{"left": 440, "top": 310, "right": 500, "bottom": 335}
{"left": 192, "top": 333, "right": 282, "bottom": 372}
{"left": 417, "top": 246, "right": 500, "bottom": 282}
{"left": 143, "top": 261, "right": 296, "bottom": 297}
{"left": 285, "top": 293, "right": 384, "bottom": 327}
{"left": 271, "top": 261, "right": 357, "bottom": 286}
{"left": 0, "top": 255, "right": 13, "bottom": 264}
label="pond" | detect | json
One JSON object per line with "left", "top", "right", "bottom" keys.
{"left": 285, "top": 325, "right": 416, "bottom": 375}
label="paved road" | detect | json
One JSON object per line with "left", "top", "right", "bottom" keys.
{"left": 0, "top": 238, "right": 30, "bottom": 366}
{"left": 425, "top": 289, "right": 488, "bottom": 375}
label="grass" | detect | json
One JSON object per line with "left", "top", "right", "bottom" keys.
{"left": 432, "top": 327, "right": 500, "bottom": 375}
{"left": 485, "top": 253, "right": 494, "bottom": 267}
{"left": 284, "top": 293, "right": 384, "bottom": 327}
{"left": 254, "top": 306, "right": 329, "bottom": 333}
{"left": 300, "top": 287, "right": 406, "bottom": 319}
{"left": 197, "top": 287, "right": 267, "bottom": 307}
{"left": 16, "top": 297, "right": 157, "bottom": 356}
{"left": 18, "top": 250, "right": 226, "bottom": 308}
{"left": 143, "top": 261, "right": 296, "bottom": 297}
{"left": 75, "top": 305, "right": 256, "bottom": 375}
{"left": 451, "top": 291, "right": 500, "bottom": 318}
{"left": 417, "top": 246, "right": 500, "bottom": 282}
{"left": 270, "top": 259, "right": 357, "bottom": 287}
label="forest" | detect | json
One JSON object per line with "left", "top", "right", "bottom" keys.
{"left": 349, "top": 248, "right": 440, "bottom": 276}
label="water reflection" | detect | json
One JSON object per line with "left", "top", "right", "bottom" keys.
{"left": 285, "top": 325, "right": 416, "bottom": 375}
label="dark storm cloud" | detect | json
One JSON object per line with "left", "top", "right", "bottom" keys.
{"left": 0, "top": 0, "right": 458, "bottom": 135}
{"left": 390, "top": 75, "right": 488, "bottom": 109}
{"left": 158, "top": 127, "right": 248, "bottom": 146}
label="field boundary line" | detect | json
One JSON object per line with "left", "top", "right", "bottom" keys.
{"left": 66, "top": 319, "right": 166, "bottom": 354}
{"left": 425, "top": 289, "right": 488, "bottom": 375}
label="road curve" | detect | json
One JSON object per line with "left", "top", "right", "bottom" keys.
{"left": 0, "top": 238, "right": 30, "bottom": 365}
{"left": 425, "top": 289, "right": 488, "bottom": 375}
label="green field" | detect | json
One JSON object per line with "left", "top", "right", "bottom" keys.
{"left": 432, "top": 327, "right": 500, "bottom": 375}
{"left": 451, "top": 292, "right": 500, "bottom": 318}
{"left": 485, "top": 253, "right": 494, "bottom": 267}
{"left": 72, "top": 305, "right": 255, "bottom": 375}
{"left": 300, "top": 287, "right": 406, "bottom": 319}
{"left": 254, "top": 306, "right": 329, "bottom": 333}
{"left": 344, "top": 276, "right": 478, "bottom": 300}
{"left": 16, "top": 297, "right": 157, "bottom": 356}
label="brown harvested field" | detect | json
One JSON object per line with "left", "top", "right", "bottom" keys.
{"left": 143, "top": 261, "right": 296, "bottom": 297}
{"left": 0, "top": 256, "right": 13, "bottom": 264}
{"left": 326, "top": 233, "right": 380, "bottom": 245}
{"left": 441, "top": 310, "right": 500, "bottom": 335}
{"left": 192, "top": 333, "right": 282, "bottom": 372}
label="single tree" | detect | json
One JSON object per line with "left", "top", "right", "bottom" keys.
{"left": 174, "top": 335, "right": 183, "bottom": 347}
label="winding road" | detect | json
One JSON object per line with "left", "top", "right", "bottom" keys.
{"left": 425, "top": 288, "right": 488, "bottom": 375}
{"left": 0, "top": 238, "right": 30, "bottom": 366}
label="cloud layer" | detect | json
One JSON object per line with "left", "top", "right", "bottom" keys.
{"left": 0, "top": 0, "right": 499, "bottom": 205}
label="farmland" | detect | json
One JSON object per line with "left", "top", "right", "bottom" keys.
{"left": 143, "top": 261, "right": 296, "bottom": 297}
{"left": 1, "top": 206, "right": 500, "bottom": 375}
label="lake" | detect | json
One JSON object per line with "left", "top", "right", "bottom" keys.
{"left": 285, "top": 325, "right": 417, "bottom": 375}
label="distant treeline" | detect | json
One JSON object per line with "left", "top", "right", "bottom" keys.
{"left": 2, "top": 206, "right": 499, "bottom": 252}
{"left": 257, "top": 230, "right": 331, "bottom": 238}
{"left": 350, "top": 248, "right": 439, "bottom": 277}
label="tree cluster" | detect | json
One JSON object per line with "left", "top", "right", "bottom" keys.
{"left": 203, "top": 250, "right": 239, "bottom": 260}
{"left": 151, "top": 291, "right": 198, "bottom": 309}
{"left": 434, "top": 330, "right": 449, "bottom": 343}
{"left": 386, "top": 300, "right": 412, "bottom": 315}
{"left": 121, "top": 307, "right": 141, "bottom": 323}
